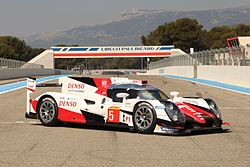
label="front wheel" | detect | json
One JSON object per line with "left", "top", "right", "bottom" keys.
{"left": 133, "top": 102, "right": 157, "bottom": 134}
{"left": 37, "top": 97, "right": 60, "bottom": 126}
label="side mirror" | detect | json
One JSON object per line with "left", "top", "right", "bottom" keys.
{"left": 116, "top": 93, "right": 129, "bottom": 102}
{"left": 170, "top": 91, "right": 179, "bottom": 101}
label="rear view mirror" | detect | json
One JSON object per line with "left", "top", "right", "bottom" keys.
{"left": 170, "top": 91, "right": 179, "bottom": 101}
{"left": 170, "top": 91, "right": 179, "bottom": 97}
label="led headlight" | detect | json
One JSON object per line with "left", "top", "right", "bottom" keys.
{"left": 205, "top": 99, "right": 222, "bottom": 119}
{"left": 164, "top": 102, "right": 185, "bottom": 123}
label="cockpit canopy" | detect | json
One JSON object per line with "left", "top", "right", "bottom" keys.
{"left": 107, "top": 84, "right": 169, "bottom": 102}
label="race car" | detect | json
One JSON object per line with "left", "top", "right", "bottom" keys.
{"left": 25, "top": 76, "right": 225, "bottom": 135}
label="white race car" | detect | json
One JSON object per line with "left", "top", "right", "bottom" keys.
{"left": 25, "top": 76, "right": 226, "bottom": 134}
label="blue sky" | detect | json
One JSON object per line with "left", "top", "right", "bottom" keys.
{"left": 0, "top": 0, "right": 249, "bottom": 37}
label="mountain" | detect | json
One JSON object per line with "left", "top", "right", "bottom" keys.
{"left": 26, "top": 6, "right": 250, "bottom": 48}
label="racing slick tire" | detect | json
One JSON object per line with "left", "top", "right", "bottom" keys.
{"left": 37, "top": 96, "right": 61, "bottom": 126}
{"left": 133, "top": 102, "right": 157, "bottom": 134}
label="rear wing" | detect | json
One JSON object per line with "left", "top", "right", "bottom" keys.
{"left": 26, "top": 77, "right": 36, "bottom": 115}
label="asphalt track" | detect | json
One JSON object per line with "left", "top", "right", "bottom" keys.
{"left": 0, "top": 75, "right": 250, "bottom": 167}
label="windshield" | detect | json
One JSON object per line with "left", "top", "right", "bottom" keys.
{"left": 138, "top": 89, "right": 169, "bottom": 100}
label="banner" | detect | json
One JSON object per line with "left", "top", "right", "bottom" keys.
{"left": 51, "top": 46, "right": 174, "bottom": 58}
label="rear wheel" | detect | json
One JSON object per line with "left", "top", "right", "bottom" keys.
{"left": 37, "top": 97, "right": 61, "bottom": 126}
{"left": 133, "top": 102, "right": 157, "bottom": 134}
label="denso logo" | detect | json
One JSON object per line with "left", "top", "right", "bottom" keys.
{"left": 59, "top": 101, "right": 77, "bottom": 107}
{"left": 68, "top": 83, "right": 85, "bottom": 89}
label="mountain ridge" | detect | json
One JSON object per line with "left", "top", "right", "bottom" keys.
{"left": 26, "top": 6, "right": 250, "bottom": 48}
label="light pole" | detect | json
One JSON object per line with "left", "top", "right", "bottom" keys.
{"left": 85, "top": 58, "right": 88, "bottom": 71}
{"left": 147, "top": 58, "right": 150, "bottom": 70}
{"left": 141, "top": 57, "right": 143, "bottom": 70}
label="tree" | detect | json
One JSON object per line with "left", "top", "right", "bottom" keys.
{"left": 141, "top": 18, "right": 208, "bottom": 52}
{"left": 203, "top": 24, "right": 250, "bottom": 49}
{"left": 234, "top": 24, "right": 250, "bottom": 36}
{"left": 0, "top": 36, "right": 44, "bottom": 61}
{"left": 204, "top": 26, "right": 236, "bottom": 49}
{"left": 0, "top": 43, "right": 16, "bottom": 59}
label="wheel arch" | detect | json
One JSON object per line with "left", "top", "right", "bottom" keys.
{"left": 133, "top": 101, "right": 155, "bottom": 113}
{"left": 36, "top": 94, "right": 58, "bottom": 113}
{"left": 36, "top": 94, "right": 63, "bottom": 126}
{"left": 132, "top": 101, "right": 157, "bottom": 134}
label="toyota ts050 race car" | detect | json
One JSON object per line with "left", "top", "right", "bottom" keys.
{"left": 25, "top": 76, "right": 226, "bottom": 135}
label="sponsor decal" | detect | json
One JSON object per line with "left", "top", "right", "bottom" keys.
{"left": 155, "top": 106, "right": 165, "bottom": 110}
{"left": 160, "top": 126, "right": 178, "bottom": 132}
{"left": 68, "top": 83, "right": 85, "bottom": 89}
{"left": 68, "top": 89, "right": 84, "bottom": 93}
{"left": 183, "top": 100, "right": 198, "bottom": 106}
{"left": 59, "top": 101, "right": 77, "bottom": 107}
{"left": 102, "top": 80, "right": 107, "bottom": 86}
{"left": 60, "top": 97, "right": 76, "bottom": 100}
{"left": 67, "top": 97, "right": 76, "bottom": 100}
{"left": 122, "top": 114, "right": 131, "bottom": 123}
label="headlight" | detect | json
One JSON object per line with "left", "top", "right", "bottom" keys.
{"left": 164, "top": 102, "right": 185, "bottom": 123}
{"left": 205, "top": 99, "right": 222, "bottom": 119}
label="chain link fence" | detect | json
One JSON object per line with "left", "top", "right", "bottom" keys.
{"left": 149, "top": 46, "right": 250, "bottom": 70}
{"left": 0, "top": 57, "right": 43, "bottom": 69}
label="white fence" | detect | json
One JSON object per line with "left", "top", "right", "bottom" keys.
{"left": 149, "top": 46, "right": 250, "bottom": 70}
{"left": 147, "top": 65, "right": 250, "bottom": 87}
{"left": 148, "top": 46, "right": 250, "bottom": 87}
{"left": 0, "top": 57, "right": 43, "bottom": 69}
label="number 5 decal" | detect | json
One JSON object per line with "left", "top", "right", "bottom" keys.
{"left": 108, "top": 110, "right": 114, "bottom": 121}
{"left": 107, "top": 107, "right": 120, "bottom": 123}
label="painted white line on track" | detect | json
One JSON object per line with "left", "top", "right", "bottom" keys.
{"left": 0, "top": 121, "right": 40, "bottom": 124}
{"left": 220, "top": 107, "right": 250, "bottom": 110}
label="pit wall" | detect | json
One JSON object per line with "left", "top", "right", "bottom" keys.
{"left": 147, "top": 66, "right": 250, "bottom": 87}
{"left": 0, "top": 68, "right": 77, "bottom": 80}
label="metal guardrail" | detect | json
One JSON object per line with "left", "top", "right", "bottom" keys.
{"left": 149, "top": 46, "right": 250, "bottom": 70}
{"left": 0, "top": 57, "right": 43, "bottom": 69}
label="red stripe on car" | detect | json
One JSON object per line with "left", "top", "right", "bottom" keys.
{"left": 27, "top": 88, "right": 35, "bottom": 92}
{"left": 58, "top": 107, "right": 86, "bottom": 123}
{"left": 176, "top": 103, "right": 206, "bottom": 124}
{"left": 183, "top": 102, "right": 216, "bottom": 118}
{"left": 31, "top": 100, "right": 38, "bottom": 112}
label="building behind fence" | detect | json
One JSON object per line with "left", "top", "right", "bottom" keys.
{"left": 149, "top": 46, "right": 250, "bottom": 70}
{"left": 0, "top": 57, "right": 43, "bottom": 69}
